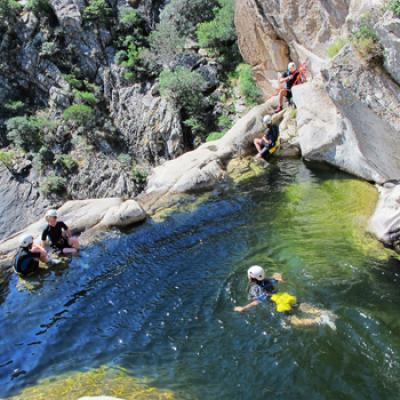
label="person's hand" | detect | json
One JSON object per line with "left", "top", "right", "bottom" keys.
{"left": 234, "top": 306, "right": 244, "bottom": 312}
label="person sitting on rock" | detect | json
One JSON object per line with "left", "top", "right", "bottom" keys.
{"left": 254, "top": 115, "right": 279, "bottom": 160}
{"left": 41, "top": 209, "right": 79, "bottom": 255}
{"left": 14, "top": 234, "right": 52, "bottom": 276}
{"left": 234, "top": 265, "right": 337, "bottom": 329}
{"left": 275, "top": 62, "right": 300, "bottom": 113}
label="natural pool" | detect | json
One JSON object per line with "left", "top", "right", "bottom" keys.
{"left": 1, "top": 159, "right": 400, "bottom": 400}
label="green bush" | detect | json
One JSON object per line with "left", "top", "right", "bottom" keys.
{"left": 183, "top": 117, "right": 206, "bottom": 137}
{"left": 6, "top": 116, "right": 52, "bottom": 151}
{"left": 388, "top": 0, "right": 400, "bottom": 16}
{"left": 4, "top": 100, "right": 24, "bottom": 114}
{"left": 73, "top": 90, "right": 98, "bottom": 106}
{"left": 40, "top": 173, "right": 67, "bottom": 196}
{"left": 0, "top": 149, "right": 16, "bottom": 167}
{"left": 206, "top": 131, "right": 225, "bottom": 142}
{"left": 327, "top": 37, "right": 349, "bottom": 59}
{"left": 54, "top": 154, "right": 77, "bottom": 173}
{"left": 63, "top": 74, "right": 84, "bottom": 90}
{"left": 131, "top": 163, "right": 147, "bottom": 185}
{"left": 351, "top": 13, "right": 382, "bottom": 60}
{"left": 159, "top": 67, "right": 206, "bottom": 111}
{"left": 217, "top": 114, "right": 232, "bottom": 131}
{"left": 63, "top": 104, "right": 95, "bottom": 126}
{"left": 0, "top": 0, "right": 21, "bottom": 27}
{"left": 83, "top": 0, "right": 112, "bottom": 25}
{"left": 119, "top": 8, "right": 139, "bottom": 29}
{"left": 117, "top": 153, "right": 132, "bottom": 168}
{"left": 196, "top": 0, "right": 235, "bottom": 49}
{"left": 234, "top": 64, "right": 262, "bottom": 105}
{"left": 26, "top": 0, "right": 52, "bottom": 15}
{"left": 40, "top": 41, "right": 57, "bottom": 57}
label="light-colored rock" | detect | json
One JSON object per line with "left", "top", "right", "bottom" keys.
{"left": 78, "top": 397, "right": 124, "bottom": 400}
{"left": 0, "top": 198, "right": 146, "bottom": 256}
{"left": 376, "top": 12, "right": 400, "bottom": 86}
{"left": 369, "top": 182, "right": 400, "bottom": 247}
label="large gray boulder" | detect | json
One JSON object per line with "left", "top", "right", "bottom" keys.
{"left": 0, "top": 198, "right": 146, "bottom": 256}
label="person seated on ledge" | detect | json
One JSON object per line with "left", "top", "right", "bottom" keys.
{"left": 234, "top": 265, "right": 337, "bottom": 329}
{"left": 41, "top": 209, "right": 79, "bottom": 256}
{"left": 253, "top": 115, "right": 279, "bottom": 160}
{"left": 14, "top": 234, "right": 56, "bottom": 276}
{"left": 275, "top": 62, "right": 300, "bottom": 113}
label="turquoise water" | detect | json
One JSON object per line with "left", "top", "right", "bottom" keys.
{"left": 1, "top": 159, "right": 400, "bottom": 399}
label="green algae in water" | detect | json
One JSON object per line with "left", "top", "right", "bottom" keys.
{"left": 8, "top": 366, "right": 179, "bottom": 400}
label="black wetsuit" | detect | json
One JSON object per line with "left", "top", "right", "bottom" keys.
{"left": 14, "top": 248, "right": 40, "bottom": 276}
{"left": 248, "top": 278, "right": 279, "bottom": 302}
{"left": 41, "top": 221, "right": 69, "bottom": 250}
{"left": 260, "top": 124, "right": 280, "bottom": 159}
{"left": 282, "top": 70, "right": 300, "bottom": 100}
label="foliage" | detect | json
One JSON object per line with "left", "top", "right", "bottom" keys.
{"left": 26, "top": 0, "right": 52, "bottom": 15}
{"left": 117, "top": 153, "right": 132, "bottom": 168}
{"left": 388, "top": 0, "right": 400, "bottom": 16}
{"left": 37, "top": 146, "right": 54, "bottom": 165}
{"left": 0, "top": 149, "right": 15, "bottom": 167}
{"left": 206, "top": 131, "right": 225, "bottom": 142}
{"left": 119, "top": 7, "right": 139, "bottom": 29}
{"left": 54, "top": 154, "right": 78, "bottom": 173}
{"left": 131, "top": 163, "right": 147, "bottom": 185}
{"left": 0, "top": 0, "right": 22, "bottom": 26}
{"left": 232, "top": 64, "right": 262, "bottom": 105}
{"left": 183, "top": 117, "right": 206, "bottom": 137}
{"left": 161, "top": 0, "right": 217, "bottom": 36}
{"left": 159, "top": 67, "right": 206, "bottom": 111}
{"left": 40, "top": 173, "right": 67, "bottom": 196}
{"left": 288, "top": 108, "right": 297, "bottom": 120}
{"left": 40, "top": 41, "right": 57, "bottom": 57}
{"left": 327, "top": 37, "right": 349, "bottom": 59}
{"left": 63, "top": 104, "right": 95, "bottom": 126}
{"left": 73, "top": 90, "right": 98, "bottom": 106}
{"left": 63, "top": 74, "right": 84, "bottom": 90}
{"left": 196, "top": 0, "right": 235, "bottom": 49}
{"left": 4, "top": 100, "right": 24, "bottom": 114}
{"left": 83, "top": 0, "right": 112, "bottom": 25}
{"left": 217, "top": 114, "right": 232, "bottom": 131}
{"left": 6, "top": 115, "right": 55, "bottom": 151}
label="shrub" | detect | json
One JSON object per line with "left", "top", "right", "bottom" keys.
{"left": 196, "top": 0, "right": 235, "bottom": 49}
{"left": 119, "top": 8, "right": 139, "bottom": 29}
{"left": 327, "top": 37, "right": 349, "bottom": 59}
{"left": 40, "top": 173, "right": 67, "bottom": 196}
{"left": 6, "top": 115, "right": 50, "bottom": 151}
{"left": 117, "top": 153, "right": 131, "bottom": 168}
{"left": 54, "top": 154, "right": 77, "bottom": 173}
{"left": 217, "top": 114, "right": 232, "bottom": 131}
{"left": 0, "top": 149, "right": 15, "bottom": 167}
{"left": 63, "top": 104, "right": 95, "bottom": 126}
{"left": 0, "top": 0, "right": 22, "bottom": 19}
{"left": 183, "top": 117, "right": 206, "bottom": 137}
{"left": 73, "top": 90, "right": 98, "bottom": 106}
{"left": 206, "top": 131, "right": 225, "bottom": 142}
{"left": 4, "top": 100, "right": 24, "bottom": 114}
{"left": 40, "top": 41, "right": 57, "bottom": 57}
{"left": 63, "top": 74, "right": 84, "bottom": 90}
{"left": 26, "top": 0, "right": 52, "bottom": 15}
{"left": 159, "top": 66, "right": 206, "bottom": 111}
{"left": 83, "top": 0, "right": 112, "bottom": 25}
{"left": 131, "top": 163, "right": 147, "bottom": 185}
{"left": 288, "top": 108, "right": 297, "bottom": 120}
{"left": 234, "top": 64, "right": 262, "bottom": 105}
{"left": 388, "top": 0, "right": 400, "bottom": 16}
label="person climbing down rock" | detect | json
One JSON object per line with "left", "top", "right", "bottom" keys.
{"left": 234, "top": 265, "right": 337, "bottom": 329}
{"left": 14, "top": 234, "right": 60, "bottom": 276}
{"left": 253, "top": 115, "right": 279, "bottom": 160}
{"left": 274, "top": 62, "right": 300, "bottom": 113}
{"left": 41, "top": 210, "right": 80, "bottom": 256}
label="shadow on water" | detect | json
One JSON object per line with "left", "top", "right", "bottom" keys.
{"left": 1, "top": 160, "right": 400, "bottom": 400}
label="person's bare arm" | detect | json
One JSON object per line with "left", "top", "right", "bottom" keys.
{"left": 234, "top": 300, "right": 260, "bottom": 313}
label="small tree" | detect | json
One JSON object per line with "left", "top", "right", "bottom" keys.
{"left": 63, "top": 104, "right": 95, "bottom": 127}
{"left": 83, "top": 0, "right": 112, "bottom": 25}
{"left": 54, "top": 154, "right": 78, "bottom": 174}
{"left": 6, "top": 116, "right": 44, "bottom": 151}
{"left": 40, "top": 173, "right": 67, "bottom": 196}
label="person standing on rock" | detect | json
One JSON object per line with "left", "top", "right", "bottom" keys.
{"left": 14, "top": 234, "right": 55, "bottom": 276}
{"left": 254, "top": 115, "right": 279, "bottom": 159}
{"left": 41, "top": 210, "right": 79, "bottom": 255}
{"left": 275, "top": 62, "right": 300, "bottom": 113}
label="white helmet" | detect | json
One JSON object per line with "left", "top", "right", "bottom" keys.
{"left": 19, "top": 234, "right": 34, "bottom": 248}
{"left": 247, "top": 265, "right": 265, "bottom": 281}
{"left": 46, "top": 209, "right": 58, "bottom": 218}
{"left": 263, "top": 115, "right": 272, "bottom": 126}
{"left": 288, "top": 62, "right": 296, "bottom": 70}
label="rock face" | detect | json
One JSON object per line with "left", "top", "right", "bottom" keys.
{"left": 234, "top": 0, "right": 385, "bottom": 96}
{"left": 0, "top": 198, "right": 146, "bottom": 256}
{"left": 293, "top": 45, "right": 400, "bottom": 183}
